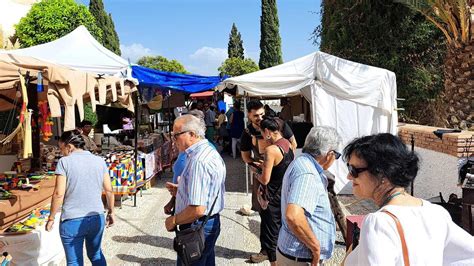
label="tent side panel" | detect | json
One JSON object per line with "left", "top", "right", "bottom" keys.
{"left": 314, "top": 87, "right": 397, "bottom": 194}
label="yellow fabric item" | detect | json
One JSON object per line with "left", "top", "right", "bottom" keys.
{"left": 22, "top": 109, "right": 32, "bottom": 158}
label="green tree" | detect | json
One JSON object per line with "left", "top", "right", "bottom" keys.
{"left": 259, "top": 0, "right": 283, "bottom": 69}
{"left": 89, "top": 0, "right": 121, "bottom": 55}
{"left": 83, "top": 103, "right": 98, "bottom": 127}
{"left": 218, "top": 57, "right": 259, "bottom": 77}
{"left": 228, "top": 23, "right": 244, "bottom": 59}
{"left": 315, "top": 1, "right": 447, "bottom": 127}
{"left": 15, "top": 0, "right": 102, "bottom": 48}
{"left": 137, "top": 55, "right": 189, "bottom": 74}
{"left": 394, "top": 0, "right": 473, "bottom": 129}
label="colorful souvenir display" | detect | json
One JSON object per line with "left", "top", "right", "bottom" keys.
{"left": 3, "top": 207, "right": 51, "bottom": 235}
{"left": 102, "top": 151, "right": 144, "bottom": 194}
{"left": 38, "top": 101, "right": 54, "bottom": 142}
{"left": 40, "top": 144, "right": 61, "bottom": 172}
{"left": 0, "top": 188, "right": 12, "bottom": 200}
{"left": 0, "top": 171, "right": 52, "bottom": 196}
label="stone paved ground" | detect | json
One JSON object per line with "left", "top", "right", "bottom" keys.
{"left": 66, "top": 153, "right": 347, "bottom": 265}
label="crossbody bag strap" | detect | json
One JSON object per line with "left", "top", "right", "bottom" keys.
{"left": 200, "top": 190, "right": 220, "bottom": 229}
{"left": 381, "top": 210, "right": 410, "bottom": 266}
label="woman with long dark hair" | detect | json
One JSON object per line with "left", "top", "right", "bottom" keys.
{"left": 46, "top": 129, "right": 115, "bottom": 266}
{"left": 251, "top": 116, "right": 294, "bottom": 265}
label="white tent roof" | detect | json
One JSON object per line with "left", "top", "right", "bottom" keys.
{"left": 223, "top": 51, "right": 396, "bottom": 114}
{"left": 0, "top": 26, "right": 128, "bottom": 75}
{"left": 221, "top": 51, "right": 398, "bottom": 194}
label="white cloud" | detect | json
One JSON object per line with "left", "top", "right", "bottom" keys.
{"left": 120, "top": 43, "right": 154, "bottom": 63}
{"left": 187, "top": 46, "right": 227, "bottom": 75}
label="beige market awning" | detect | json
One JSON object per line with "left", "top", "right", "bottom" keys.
{"left": 0, "top": 53, "right": 135, "bottom": 131}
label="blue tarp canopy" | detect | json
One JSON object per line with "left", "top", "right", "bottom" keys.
{"left": 131, "top": 65, "right": 226, "bottom": 93}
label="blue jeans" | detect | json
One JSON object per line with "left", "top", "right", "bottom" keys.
{"left": 177, "top": 215, "right": 221, "bottom": 266}
{"left": 59, "top": 214, "right": 106, "bottom": 266}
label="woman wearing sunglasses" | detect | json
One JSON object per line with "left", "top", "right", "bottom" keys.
{"left": 343, "top": 133, "right": 474, "bottom": 265}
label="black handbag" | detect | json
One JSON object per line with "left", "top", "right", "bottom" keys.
{"left": 173, "top": 192, "right": 219, "bottom": 265}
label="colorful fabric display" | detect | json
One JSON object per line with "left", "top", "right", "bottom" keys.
{"left": 103, "top": 151, "right": 144, "bottom": 194}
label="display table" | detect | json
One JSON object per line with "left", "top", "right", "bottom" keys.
{"left": 0, "top": 214, "right": 64, "bottom": 265}
{"left": 0, "top": 178, "right": 55, "bottom": 231}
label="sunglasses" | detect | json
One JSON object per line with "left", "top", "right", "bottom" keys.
{"left": 171, "top": 130, "right": 191, "bottom": 139}
{"left": 332, "top": 150, "right": 341, "bottom": 160}
{"left": 347, "top": 163, "right": 368, "bottom": 178}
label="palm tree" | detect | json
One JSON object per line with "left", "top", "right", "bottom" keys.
{"left": 395, "top": 0, "right": 473, "bottom": 129}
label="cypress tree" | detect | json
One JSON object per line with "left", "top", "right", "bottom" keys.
{"left": 89, "top": 0, "right": 121, "bottom": 55}
{"left": 259, "top": 0, "right": 283, "bottom": 69}
{"left": 107, "top": 13, "right": 121, "bottom": 55}
{"left": 228, "top": 23, "right": 244, "bottom": 59}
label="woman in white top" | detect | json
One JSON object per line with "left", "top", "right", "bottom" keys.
{"left": 343, "top": 133, "right": 474, "bottom": 266}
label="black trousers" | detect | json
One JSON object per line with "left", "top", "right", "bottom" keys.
{"left": 259, "top": 201, "right": 282, "bottom": 262}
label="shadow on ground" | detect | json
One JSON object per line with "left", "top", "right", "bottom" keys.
{"left": 116, "top": 254, "right": 176, "bottom": 265}
{"left": 248, "top": 218, "right": 261, "bottom": 239}
{"left": 222, "top": 154, "right": 248, "bottom": 193}
{"left": 113, "top": 235, "right": 254, "bottom": 260}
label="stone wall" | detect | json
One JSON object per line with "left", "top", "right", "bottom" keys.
{"left": 398, "top": 124, "right": 474, "bottom": 158}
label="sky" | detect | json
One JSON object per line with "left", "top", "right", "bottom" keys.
{"left": 77, "top": 0, "right": 322, "bottom": 76}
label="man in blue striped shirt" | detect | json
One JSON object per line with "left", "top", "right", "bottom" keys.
{"left": 277, "top": 126, "right": 342, "bottom": 265}
{"left": 164, "top": 114, "right": 226, "bottom": 266}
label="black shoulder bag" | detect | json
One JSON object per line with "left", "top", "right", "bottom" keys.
{"left": 173, "top": 192, "right": 219, "bottom": 265}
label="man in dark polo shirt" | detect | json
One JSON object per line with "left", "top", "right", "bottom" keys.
{"left": 240, "top": 100, "right": 296, "bottom": 162}
{"left": 239, "top": 99, "right": 297, "bottom": 263}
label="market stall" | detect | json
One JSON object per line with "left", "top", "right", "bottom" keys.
{"left": 130, "top": 65, "right": 226, "bottom": 176}
{"left": 220, "top": 51, "right": 398, "bottom": 193}
{"left": 0, "top": 52, "right": 134, "bottom": 264}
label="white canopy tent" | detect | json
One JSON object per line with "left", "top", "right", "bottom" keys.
{"left": 0, "top": 26, "right": 129, "bottom": 75}
{"left": 220, "top": 51, "right": 398, "bottom": 193}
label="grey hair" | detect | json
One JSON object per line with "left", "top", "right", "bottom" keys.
{"left": 302, "top": 126, "right": 342, "bottom": 158}
{"left": 176, "top": 114, "right": 206, "bottom": 138}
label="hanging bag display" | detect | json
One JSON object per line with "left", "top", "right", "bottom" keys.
{"left": 173, "top": 192, "right": 219, "bottom": 265}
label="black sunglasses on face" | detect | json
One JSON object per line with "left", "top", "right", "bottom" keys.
{"left": 332, "top": 150, "right": 341, "bottom": 160}
{"left": 347, "top": 163, "right": 368, "bottom": 178}
{"left": 171, "top": 130, "right": 191, "bottom": 139}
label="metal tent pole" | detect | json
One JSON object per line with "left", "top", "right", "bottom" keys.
{"left": 243, "top": 94, "right": 249, "bottom": 196}
{"left": 168, "top": 90, "right": 173, "bottom": 172}
{"left": 410, "top": 134, "right": 415, "bottom": 196}
{"left": 133, "top": 91, "right": 139, "bottom": 207}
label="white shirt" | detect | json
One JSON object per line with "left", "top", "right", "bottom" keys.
{"left": 345, "top": 200, "right": 474, "bottom": 266}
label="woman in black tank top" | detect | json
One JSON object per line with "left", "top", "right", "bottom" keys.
{"left": 251, "top": 116, "right": 294, "bottom": 265}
